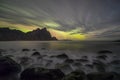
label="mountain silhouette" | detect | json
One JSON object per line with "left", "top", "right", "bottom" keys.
{"left": 0, "top": 28, "right": 57, "bottom": 41}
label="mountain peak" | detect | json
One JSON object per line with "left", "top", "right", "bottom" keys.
{"left": 41, "top": 27, "right": 47, "bottom": 32}
{"left": 36, "top": 28, "right": 41, "bottom": 31}
{"left": 0, "top": 28, "right": 57, "bottom": 41}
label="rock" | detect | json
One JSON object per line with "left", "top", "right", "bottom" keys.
{"left": 0, "top": 49, "right": 5, "bottom": 52}
{"left": 22, "top": 49, "right": 30, "bottom": 51}
{"left": 31, "top": 52, "right": 41, "bottom": 57}
{"left": 87, "top": 72, "right": 120, "bottom": 80}
{"left": 93, "top": 60, "right": 106, "bottom": 72}
{"left": 73, "top": 62, "right": 82, "bottom": 67}
{"left": 71, "top": 62, "right": 82, "bottom": 70}
{"left": 75, "top": 59, "right": 89, "bottom": 63}
{"left": 50, "top": 55, "right": 56, "bottom": 58}
{"left": 4, "top": 55, "right": 14, "bottom": 58}
{"left": 48, "top": 69, "right": 65, "bottom": 80}
{"left": 45, "top": 60, "right": 53, "bottom": 67}
{"left": 0, "top": 56, "right": 21, "bottom": 80}
{"left": 81, "top": 56, "right": 88, "bottom": 59}
{"left": 37, "top": 56, "right": 43, "bottom": 60}
{"left": 96, "top": 55, "right": 107, "bottom": 60}
{"left": 0, "top": 49, "right": 5, "bottom": 56}
{"left": 56, "top": 53, "right": 69, "bottom": 59}
{"left": 32, "top": 49, "right": 37, "bottom": 51}
{"left": 19, "top": 56, "right": 33, "bottom": 66}
{"left": 20, "top": 67, "right": 65, "bottom": 80}
{"left": 55, "top": 63, "right": 73, "bottom": 74}
{"left": 85, "top": 64, "right": 93, "bottom": 69}
{"left": 110, "top": 60, "right": 120, "bottom": 65}
{"left": 20, "top": 67, "right": 50, "bottom": 80}
{"left": 98, "top": 50, "right": 112, "bottom": 54}
{"left": 64, "top": 59, "right": 74, "bottom": 64}
{"left": 63, "top": 70, "right": 86, "bottom": 80}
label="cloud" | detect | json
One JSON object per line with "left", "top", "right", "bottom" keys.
{"left": 0, "top": 0, "right": 120, "bottom": 40}
{"left": 86, "top": 25, "right": 120, "bottom": 40}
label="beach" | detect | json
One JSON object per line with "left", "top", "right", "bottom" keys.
{"left": 0, "top": 41, "right": 120, "bottom": 80}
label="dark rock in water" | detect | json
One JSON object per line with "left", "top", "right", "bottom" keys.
{"left": 20, "top": 67, "right": 65, "bottom": 80}
{"left": 22, "top": 49, "right": 30, "bottom": 51}
{"left": 64, "top": 59, "right": 74, "bottom": 64}
{"left": 56, "top": 53, "right": 69, "bottom": 59}
{"left": 37, "top": 56, "right": 43, "bottom": 60}
{"left": 85, "top": 64, "right": 93, "bottom": 69}
{"left": 0, "top": 49, "right": 6, "bottom": 56}
{"left": 87, "top": 72, "right": 120, "bottom": 80}
{"left": 50, "top": 55, "right": 56, "bottom": 58}
{"left": 45, "top": 60, "right": 53, "bottom": 67}
{"left": 55, "top": 63, "right": 71, "bottom": 69}
{"left": 0, "top": 56, "right": 21, "bottom": 80}
{"left": 63, "top": 70, "right": 86, "bottom": 80}
{"left": 4, "top": 55, "right": 14, "bottom": 58}
{"left": 0, "top": 49, "right": 5, "bottom": 52}
{"left": 81, "top": 56, "right": 88, "bottom": 59}
{"left": 114, "top": 40, "right": 120, "bottom": 42}
{"left": 0, "top": 53, "right": 2, "bottom": 56}
{"left": 110, "top": 60, "right": 120, "bottom": 65}
{"left": 93, "top": 60, "right": 106, "bottom": 72}
{"left": 96, "top": 55, "right": 107, "bottom": 60}
{"left": 20, "top": 67, "right": 50, "bottom": 80}
{"left": 32, "top": 49, "right": 37, "bottom": 51}
{"left": 98, "top": 50, "right": 112, "bottom": 54}
{"left": 75, "top": 59, "right": 89, "bottom": 63}
{"left": 48, "top": 69, "right": 65, "bottom": 80}
{"left": 19, "top": 57, "right": 33, "bottom": 66}
{"left": 73, "top": 62, "right": 82, "bottom": 67}
{"left": 55, "top": 63, "right": 72, "bottom": 74}
{"left": 93, "top": 60, "right": 105, "bottom": 65}
{"left": 31, "top": 52, "right": 41, "bottom": 57}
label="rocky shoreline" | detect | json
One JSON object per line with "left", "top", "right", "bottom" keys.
{"left": 0, "top": 48, "right": 120, "bottom": 80}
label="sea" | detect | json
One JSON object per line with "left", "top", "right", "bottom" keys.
{"left": 0, "top": 41, "right": 119, "bottom": 51}
{"left": 0, "top": 41, "right": 120, "bottom": 74}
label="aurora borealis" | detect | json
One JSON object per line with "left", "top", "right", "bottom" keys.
{"left": 0, "top": 0, "right": 120, "bottom": 40}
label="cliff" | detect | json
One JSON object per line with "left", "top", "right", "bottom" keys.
{"left": 0, "top": 28, "right": 57, "bottom": 41}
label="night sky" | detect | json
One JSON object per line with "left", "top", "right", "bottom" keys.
{"left": 0, "top": 0, "right": 120, "bottom": 40}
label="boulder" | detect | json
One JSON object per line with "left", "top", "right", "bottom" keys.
{"left": 110, "top": 60, "right": 120, "bottom": 65}
{"left": 75, "top": 59, "right": 89, "bottom": 63}
{"left": 64, "top": 59, "right": 74, "bottom": 64}
{"left": 55, "top": 63, "right": 73, "bottom": 74}
{"left": 19, "top": 56, "right": 33, "bottom": 66}
{"left": 63, "top": 70, "right": 86, "bottom": 80}
{"left": 96, "top": 55, "right": 107, "bottom": 60}
{"left": 0, "top": 56, "right": 21, "bottom": 76}
{"left": 0, "top": 56, "right": 21, "bottom": 80}
{"left": 93, "top": 60, "right": 106, "bottom": 72}
{"left": 22, "top": 49, "right": 30, "bottom": 51}
{"left": 31, "top": 52, "right": 41, "bottom": 57}
{"left": 48, "top": 69, "right": 65, "bottom": 80}
{"left": 56, "top": 53, "right": 69, "bottom": 59}
{"left": 98, "top": 50, "right": 112, "bottom": 54}
{"left": 81, "top": 56, "right": 88, "bottom": 59}
{"left": 87, "top": 72, "right": 120, "bottom": 80}
{"left": 20, "top": 67, "right": 65, "bottom": 80}
{"left": 0, "top": 49, "right": 6, "bottom": 56}
{"left": 85, "top": 64, "right": 93, "bottom": 69}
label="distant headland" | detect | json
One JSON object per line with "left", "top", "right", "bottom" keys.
{"left": 0, "top": 28, "right": 57, "bottom": 41}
